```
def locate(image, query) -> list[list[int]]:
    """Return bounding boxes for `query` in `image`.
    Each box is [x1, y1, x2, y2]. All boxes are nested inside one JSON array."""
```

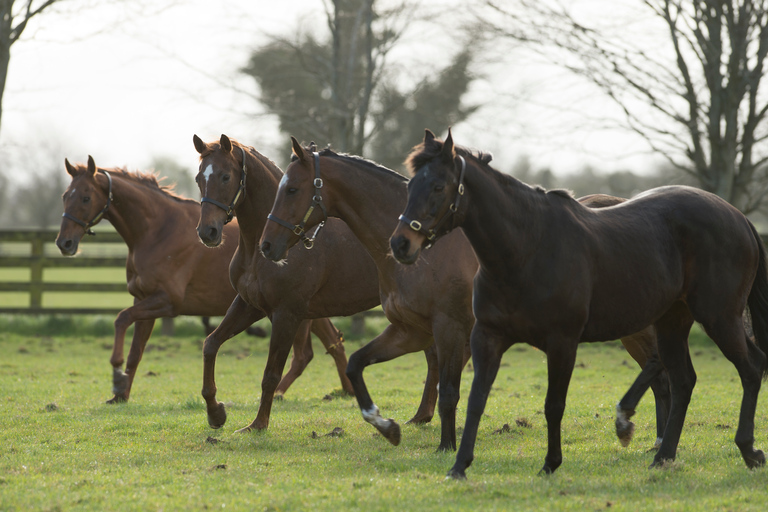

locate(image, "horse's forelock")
[[405, 140, 492, 176]]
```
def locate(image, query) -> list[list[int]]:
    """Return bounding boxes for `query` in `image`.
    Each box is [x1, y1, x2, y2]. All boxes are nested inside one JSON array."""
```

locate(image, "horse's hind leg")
[[408, 344, 438, 425], [702, 317, 766, 468], [202, 295, 265, 429], [615, 356, 669, 449], [310, 318, 355, 395], [346, 323, 432, 446], [274, 320, 314, 399], [650, 303, 695, 467]]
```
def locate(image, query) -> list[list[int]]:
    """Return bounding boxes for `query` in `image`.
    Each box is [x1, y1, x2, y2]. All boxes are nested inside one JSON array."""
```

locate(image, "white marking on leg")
[[654, 437, 663, 449], [362, 405, 390, 429], [616, 403, 630, 425]]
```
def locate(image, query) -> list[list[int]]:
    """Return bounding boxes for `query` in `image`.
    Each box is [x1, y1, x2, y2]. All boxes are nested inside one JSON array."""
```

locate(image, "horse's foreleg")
[[408, 344, 439, 425], [310, 318, 354, 395], [108, 294, 174, 404], [235, 310, 299, 433], [274, 320, 314, 398], [449, 325, 505, 480], [347, 323, 431, 447], [202, 296, 265, 429], [539, 341, 578, 475], [432, 318, 472, 451]]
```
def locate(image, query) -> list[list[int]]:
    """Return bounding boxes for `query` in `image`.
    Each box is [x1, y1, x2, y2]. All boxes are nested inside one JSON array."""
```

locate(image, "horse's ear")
[[193, 134, 207, 155], [64, 158, 78, 177], [441, 128, 455, 162], [423, 129, 437, 147], [291, 136, 308, 162], [87, 155, 97, 177], [220, 134, 232, 153]]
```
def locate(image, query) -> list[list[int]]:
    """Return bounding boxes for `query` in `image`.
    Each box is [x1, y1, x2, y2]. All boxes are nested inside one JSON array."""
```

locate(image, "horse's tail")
[[747, 221, 768, 379]]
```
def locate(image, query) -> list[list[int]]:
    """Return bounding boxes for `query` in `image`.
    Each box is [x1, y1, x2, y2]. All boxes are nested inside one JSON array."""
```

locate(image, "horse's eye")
[[434, 185, 445, 193], [287, 187, 298, 195], [83, 196, 91, 203], [222, 174, 231, 183]]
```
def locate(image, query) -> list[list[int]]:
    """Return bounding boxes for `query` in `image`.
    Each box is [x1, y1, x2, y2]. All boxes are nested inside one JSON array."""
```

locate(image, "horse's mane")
[[69, 163, 198, 204], [405, 138, 574, 200], [291, 146, 408, 182]]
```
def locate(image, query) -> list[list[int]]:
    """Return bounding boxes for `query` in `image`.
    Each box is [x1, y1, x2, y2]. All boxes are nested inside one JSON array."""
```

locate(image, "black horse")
[[390, 129, 768, 478]]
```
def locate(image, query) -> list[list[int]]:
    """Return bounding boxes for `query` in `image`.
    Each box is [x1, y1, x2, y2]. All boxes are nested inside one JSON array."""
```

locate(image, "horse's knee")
[[346, 351, 365, 380]]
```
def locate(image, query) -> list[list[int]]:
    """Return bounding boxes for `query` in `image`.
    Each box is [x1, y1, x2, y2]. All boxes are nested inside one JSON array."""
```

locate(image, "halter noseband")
[[62, 170, 113, 236], [398, 156, 466, 249], [266, 150, 327, 250], [200, 146, 247, 225]]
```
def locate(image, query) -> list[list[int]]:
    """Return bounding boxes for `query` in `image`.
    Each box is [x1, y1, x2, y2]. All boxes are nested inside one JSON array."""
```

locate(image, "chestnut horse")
[[55, 156, 353, 403], [193, 134, 387, 433], [391, 130, 768, 477], [259, 138, 670, 451]]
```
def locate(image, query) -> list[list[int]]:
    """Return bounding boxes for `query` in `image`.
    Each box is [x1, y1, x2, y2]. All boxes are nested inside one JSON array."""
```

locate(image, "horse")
[[193, 134, 396, 434], [258, 137, 671, 451], [55, 156, 353, 403], [390, 129, 768, 478]]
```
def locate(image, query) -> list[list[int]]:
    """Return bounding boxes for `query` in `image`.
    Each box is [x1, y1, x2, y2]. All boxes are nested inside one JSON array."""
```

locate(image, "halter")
[[266, 150, 327, 250], [61, 170, 113, 236], [398, 156, 466, 249], [200, 146, 247, 224]]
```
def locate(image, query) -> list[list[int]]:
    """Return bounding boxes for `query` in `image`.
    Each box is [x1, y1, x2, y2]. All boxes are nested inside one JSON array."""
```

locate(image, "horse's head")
[[193, 133, 247, 247], [55, 156, 112, 256], [390, 129, 466, 264], [259, 136, 327, 262]]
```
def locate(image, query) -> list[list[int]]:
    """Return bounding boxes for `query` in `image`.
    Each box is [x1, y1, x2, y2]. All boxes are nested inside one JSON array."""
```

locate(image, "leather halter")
[[266, 151, 327, 250], [398, 156, 466, 249], [61, 170, 113, 236], [200, 146, 247, 225]]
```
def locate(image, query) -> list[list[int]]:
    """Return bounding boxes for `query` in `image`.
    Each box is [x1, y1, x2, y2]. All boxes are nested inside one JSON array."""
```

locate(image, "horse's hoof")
[[112, 370, 130, 396], [744, 449, 766, 469], [274, 393, 284, 402], [615, 419, 635, 447], [537, 465, 555, 476], [376, 419, 401, 446], [446, 467, 467, 480], [207, 402, 227, 429], [234, 425, 253, 434], [106, 395, 128, 404], [649, 456, 672, 469], [405, 414, 433, 425]]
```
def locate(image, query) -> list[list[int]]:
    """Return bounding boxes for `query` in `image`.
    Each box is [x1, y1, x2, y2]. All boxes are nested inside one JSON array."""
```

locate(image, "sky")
[[1, 0, 663, 187]]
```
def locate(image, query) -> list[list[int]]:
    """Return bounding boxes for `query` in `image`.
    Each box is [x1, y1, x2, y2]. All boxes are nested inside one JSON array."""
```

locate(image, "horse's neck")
[[104, 175, 175, 249], [234, 155, 281, 245], [325, 159, 407, 261], [461, 166, 544, 270]]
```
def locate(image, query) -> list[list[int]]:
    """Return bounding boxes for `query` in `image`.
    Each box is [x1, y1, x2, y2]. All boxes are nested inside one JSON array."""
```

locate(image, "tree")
[[241, 0, 478, 171], [149, 156, 197, 199], [482, 0, 768, 213], [0, 0, 61, 133]]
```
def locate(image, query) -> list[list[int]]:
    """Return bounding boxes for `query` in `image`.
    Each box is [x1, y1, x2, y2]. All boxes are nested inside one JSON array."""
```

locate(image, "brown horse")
[[193, 134, 388, 433], [258, 138, 670, 451], [391, 130, 768, 477], [55, 156, 353, 403]]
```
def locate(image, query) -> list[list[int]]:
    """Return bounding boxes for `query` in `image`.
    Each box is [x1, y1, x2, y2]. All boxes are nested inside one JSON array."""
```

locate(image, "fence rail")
[[0, 229, 127, 315]]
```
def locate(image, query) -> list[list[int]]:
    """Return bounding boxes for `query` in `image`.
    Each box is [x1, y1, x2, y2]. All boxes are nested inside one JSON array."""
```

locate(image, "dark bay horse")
[[193, 134, 386, 433], [390, 130, 768, 477], [258, 137, 670, 451], [56, 156, 353, 403]]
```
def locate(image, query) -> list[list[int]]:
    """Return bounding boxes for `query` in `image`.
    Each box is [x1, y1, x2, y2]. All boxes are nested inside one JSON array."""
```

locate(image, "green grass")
[[0, 325, 766, 511]]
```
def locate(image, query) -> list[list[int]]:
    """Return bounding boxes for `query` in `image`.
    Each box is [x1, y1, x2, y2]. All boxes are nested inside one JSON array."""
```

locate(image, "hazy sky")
[[1, 0, 661, 185]]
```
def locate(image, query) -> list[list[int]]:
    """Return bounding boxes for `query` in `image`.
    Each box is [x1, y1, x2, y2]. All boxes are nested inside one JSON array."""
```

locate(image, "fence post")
[[29, 236, 44, 309]]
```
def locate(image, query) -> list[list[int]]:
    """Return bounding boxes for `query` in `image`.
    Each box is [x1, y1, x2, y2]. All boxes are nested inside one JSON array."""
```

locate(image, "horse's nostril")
[[260, 241, 271, 255]]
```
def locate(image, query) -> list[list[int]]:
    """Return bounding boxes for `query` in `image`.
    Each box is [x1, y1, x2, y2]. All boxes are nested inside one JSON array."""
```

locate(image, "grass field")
[[1, 321, 767, 511]]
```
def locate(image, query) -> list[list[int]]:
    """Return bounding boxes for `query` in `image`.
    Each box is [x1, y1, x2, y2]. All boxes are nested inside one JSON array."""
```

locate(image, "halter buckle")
[[313, 178, 323, 188], [409, 220, 422, 231]]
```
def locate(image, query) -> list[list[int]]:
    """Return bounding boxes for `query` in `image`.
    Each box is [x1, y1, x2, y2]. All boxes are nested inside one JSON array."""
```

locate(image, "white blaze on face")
[[202, 164, 214, 195], [278, 172, 288, 190]]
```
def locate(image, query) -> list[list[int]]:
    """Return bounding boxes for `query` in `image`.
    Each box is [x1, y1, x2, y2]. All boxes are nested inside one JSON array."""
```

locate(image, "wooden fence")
[[0, 229, 377, 336]]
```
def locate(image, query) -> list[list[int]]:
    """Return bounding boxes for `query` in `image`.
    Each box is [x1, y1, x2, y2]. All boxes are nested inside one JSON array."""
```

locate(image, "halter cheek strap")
[[200, 146, 247, 224], [61, 170, 113, 236], [266, 151, 327, 250], [398, 156, 466, 249]]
